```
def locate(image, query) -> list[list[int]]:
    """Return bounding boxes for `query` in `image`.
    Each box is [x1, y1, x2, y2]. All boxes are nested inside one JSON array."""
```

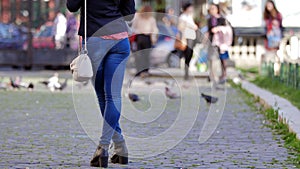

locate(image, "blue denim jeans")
[[85, 37, 130, 145]]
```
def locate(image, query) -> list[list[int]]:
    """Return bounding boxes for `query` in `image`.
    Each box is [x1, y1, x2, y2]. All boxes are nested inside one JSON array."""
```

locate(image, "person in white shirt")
[[52, 11, 67, 49], [178, 3, 198, 80]]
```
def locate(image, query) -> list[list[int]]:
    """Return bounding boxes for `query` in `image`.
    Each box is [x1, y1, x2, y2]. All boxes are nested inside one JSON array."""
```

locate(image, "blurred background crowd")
[[0, 0, 300, 78], [0, 0, 78, 50]]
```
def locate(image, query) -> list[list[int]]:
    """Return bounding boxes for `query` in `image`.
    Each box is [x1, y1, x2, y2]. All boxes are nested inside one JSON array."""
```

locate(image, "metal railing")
[[261, 35, 300, 89], [261, 61, 300, 89]]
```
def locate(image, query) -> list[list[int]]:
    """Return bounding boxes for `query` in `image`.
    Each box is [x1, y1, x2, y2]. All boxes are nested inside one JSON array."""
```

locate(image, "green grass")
[[263, 108, 300, 167], [237, 66, 299, 109], [237, 67, 259, 74], [230, 81, 300, 168], [252, 76, 300, 109]]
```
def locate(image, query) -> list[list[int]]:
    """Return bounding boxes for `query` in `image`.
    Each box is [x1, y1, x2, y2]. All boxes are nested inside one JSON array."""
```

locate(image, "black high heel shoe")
[[111, 154, 128, 164], [110, 141, 128, 165], [90, 145, 109, 168]]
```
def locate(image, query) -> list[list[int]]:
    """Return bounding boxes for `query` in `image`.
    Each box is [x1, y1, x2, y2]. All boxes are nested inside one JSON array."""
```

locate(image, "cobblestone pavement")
[[0, 73, 296, 169]]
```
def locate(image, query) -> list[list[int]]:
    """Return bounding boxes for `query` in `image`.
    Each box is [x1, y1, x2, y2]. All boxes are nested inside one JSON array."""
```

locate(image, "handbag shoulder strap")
[[83, 0, 87, 52], [77, 0, 87, 55]]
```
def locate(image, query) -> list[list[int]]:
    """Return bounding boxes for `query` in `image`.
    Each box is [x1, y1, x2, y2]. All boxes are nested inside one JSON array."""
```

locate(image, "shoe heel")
[[111, 154, 119, 164], [99, 156, 108, 168], [118, 156, 128, 164]]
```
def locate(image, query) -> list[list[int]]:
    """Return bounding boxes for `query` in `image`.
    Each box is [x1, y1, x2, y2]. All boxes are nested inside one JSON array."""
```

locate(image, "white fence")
[[229, 36, 265, 68], [229, 33, 300, 68]]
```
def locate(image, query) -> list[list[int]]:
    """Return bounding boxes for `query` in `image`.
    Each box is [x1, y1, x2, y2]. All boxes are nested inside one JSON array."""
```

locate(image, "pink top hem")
[[101, 32, 128, 40]]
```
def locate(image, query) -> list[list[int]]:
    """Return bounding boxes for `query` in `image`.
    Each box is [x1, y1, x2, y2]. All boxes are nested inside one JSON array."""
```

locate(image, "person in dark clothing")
[[67, 0, 135, 168], [136, 34, 152, 76], [207, 3, 231, 82], [132, 5, 158, 77], [207, 6, 226, 42], [67, 0, 135, 37]]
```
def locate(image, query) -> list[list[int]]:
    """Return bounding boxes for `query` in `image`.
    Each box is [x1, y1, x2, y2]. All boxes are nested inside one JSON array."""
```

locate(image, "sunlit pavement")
[[0, 70, 295, 168]]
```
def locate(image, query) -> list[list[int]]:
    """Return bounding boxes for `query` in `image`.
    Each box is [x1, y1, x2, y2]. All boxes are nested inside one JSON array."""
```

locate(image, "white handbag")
[[70, 0, 93, 82]]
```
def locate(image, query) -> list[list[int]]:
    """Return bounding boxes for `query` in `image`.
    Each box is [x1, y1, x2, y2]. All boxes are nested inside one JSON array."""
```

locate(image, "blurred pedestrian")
[[163, 7, 177, 27], [67, 0, 135, 168], [52, 11, 67, 49], [162, 7, 178, 37], [178, 3, 198, 80], [263, 0, 283, 51], [132, 5, 159, 77], [208, 3, 232, 83], [66, 11, 78, 50]]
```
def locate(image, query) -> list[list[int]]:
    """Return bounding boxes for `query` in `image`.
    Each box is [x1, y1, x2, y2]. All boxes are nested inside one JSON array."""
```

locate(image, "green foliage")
[[237, 67, 259, 75], [262, 108, 300, 167], [252, 76, 300, 109]]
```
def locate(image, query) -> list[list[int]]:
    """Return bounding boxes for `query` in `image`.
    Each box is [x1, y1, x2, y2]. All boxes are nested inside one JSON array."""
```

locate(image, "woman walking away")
[[67, 0, 135, 168], [208, 3, 232, 83], [178, 3, 198, 80], [132, 5, 158, 77], [263, 0, 283, 51]]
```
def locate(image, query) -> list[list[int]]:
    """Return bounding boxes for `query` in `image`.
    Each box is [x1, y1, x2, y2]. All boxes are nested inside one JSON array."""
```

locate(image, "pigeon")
[[19, 82, 35, 90], [128, 93, 140, 102], [14, 76, 34, 91], [0, 77, 7, 90], [27, 83, 34, 90], [165, 87, 180, 99], [9, 77, 20, 89], [164, 80, 175, 87], [39, 74, 67, 92], [57, 78, 68, 91], [207, 76, 211, 82], [145, 80, 153, 85], [238, 73, 245, 80], [42, 73, 61, 92], [39, 80, 49, 86], [201, 93, 218, 104], [0, 85, 7, 90]]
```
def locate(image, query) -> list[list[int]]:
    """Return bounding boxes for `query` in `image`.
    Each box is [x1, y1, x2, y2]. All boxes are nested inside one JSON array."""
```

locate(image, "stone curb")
[[241, 80, 300, 140]]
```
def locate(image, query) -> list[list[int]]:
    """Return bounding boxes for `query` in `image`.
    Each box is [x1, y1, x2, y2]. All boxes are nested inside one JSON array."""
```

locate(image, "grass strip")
[[251, 76, 300, 110], [230, 81, 300, 168]]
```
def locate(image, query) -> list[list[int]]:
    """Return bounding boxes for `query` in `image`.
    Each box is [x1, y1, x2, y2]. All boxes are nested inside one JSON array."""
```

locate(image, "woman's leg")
[[87, 37, 115, 116], [142, 35, 151, 74], [219, 51, 229, 80], [112, 123, 123, 143], [220, 59, 227, 79], [184, 47, 193, 67], [135, 35, 151, 76], [95, 62, 106, 115], [184, 41, 194, 80], [99, 38, 130, 145]]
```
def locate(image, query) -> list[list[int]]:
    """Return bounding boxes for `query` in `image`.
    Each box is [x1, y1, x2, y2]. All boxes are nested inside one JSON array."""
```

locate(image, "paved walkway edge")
[[241, 81, 300, 140]]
